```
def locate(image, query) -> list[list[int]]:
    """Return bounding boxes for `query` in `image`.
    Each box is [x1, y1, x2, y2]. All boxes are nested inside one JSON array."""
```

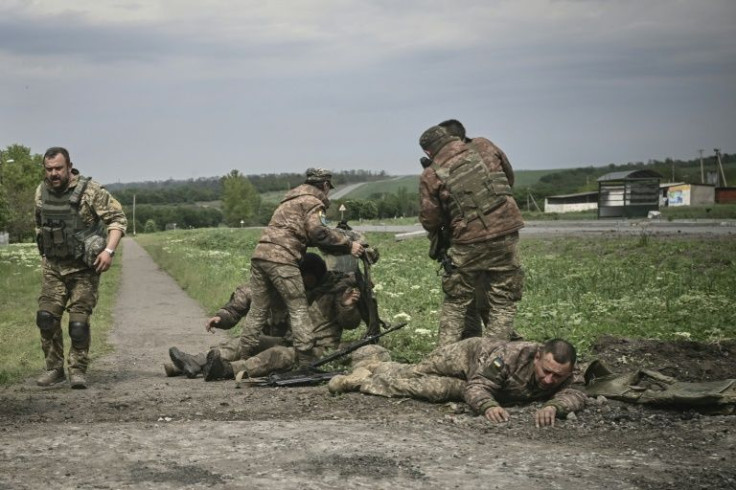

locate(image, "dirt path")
[[1, 237, 735, 489]]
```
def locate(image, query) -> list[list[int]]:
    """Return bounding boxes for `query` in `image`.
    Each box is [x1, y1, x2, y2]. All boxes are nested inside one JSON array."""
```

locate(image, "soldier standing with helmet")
[[34, 147, 127, 389], [235, 168, 364, 368], [418, 125, 524, 345]]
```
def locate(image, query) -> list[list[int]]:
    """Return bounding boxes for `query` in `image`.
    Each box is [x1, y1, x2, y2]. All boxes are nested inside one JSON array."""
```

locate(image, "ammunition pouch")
[[40, 221, 75, 259], [36, 310, 60, 331]]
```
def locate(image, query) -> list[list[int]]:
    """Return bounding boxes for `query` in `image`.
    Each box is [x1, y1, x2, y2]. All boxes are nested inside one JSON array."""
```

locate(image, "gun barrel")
[[311, 322, 408, 368]]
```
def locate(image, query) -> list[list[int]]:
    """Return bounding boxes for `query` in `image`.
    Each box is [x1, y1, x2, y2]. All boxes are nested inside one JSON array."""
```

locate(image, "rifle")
[[357, 254, 386, 338], [333, 219, 387, 339], [428, 226, 454, 275], [237, 322, 408, 387]]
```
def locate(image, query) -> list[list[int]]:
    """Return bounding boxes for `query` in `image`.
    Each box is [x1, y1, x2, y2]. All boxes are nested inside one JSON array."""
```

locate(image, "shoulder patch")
[[319, 210, 328, 226]]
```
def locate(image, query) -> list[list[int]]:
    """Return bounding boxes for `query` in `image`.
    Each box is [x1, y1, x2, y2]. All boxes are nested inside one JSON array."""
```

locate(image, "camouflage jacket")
[[251, 184, 352, 265], [419, 140, 524, 245], [467, 137, 515, 187], [463, 340, 586, 416], [35, 171, 127, 275], [214, 284, 288, 334], [215, 271, 361, 348], [306, 271, 362, 349]]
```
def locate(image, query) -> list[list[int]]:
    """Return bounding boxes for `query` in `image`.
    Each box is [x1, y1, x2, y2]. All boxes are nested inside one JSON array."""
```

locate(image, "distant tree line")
[[109, 169, 388, 206], [2, 142, 733, 241]]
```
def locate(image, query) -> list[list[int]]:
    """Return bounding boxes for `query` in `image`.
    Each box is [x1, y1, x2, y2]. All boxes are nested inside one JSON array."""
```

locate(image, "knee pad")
[[69, 321, 90, 344], [36, 311, 60, 331]]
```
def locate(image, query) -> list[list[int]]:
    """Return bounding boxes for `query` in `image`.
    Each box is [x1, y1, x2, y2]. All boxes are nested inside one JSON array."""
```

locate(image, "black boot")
[[202, 349, 234, 381], [169, 347, 205, 378]]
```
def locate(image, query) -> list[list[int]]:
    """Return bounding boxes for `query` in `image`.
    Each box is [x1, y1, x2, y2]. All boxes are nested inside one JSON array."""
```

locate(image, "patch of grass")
[[661, 204, 736, 220], [137, 229, 736, 364], [0, 244, 122, 384]]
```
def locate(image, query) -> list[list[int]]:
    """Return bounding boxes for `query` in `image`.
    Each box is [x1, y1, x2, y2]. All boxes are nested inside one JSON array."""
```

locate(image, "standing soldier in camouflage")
[[239, 168, 364, 367], [34, 147, 127, 389], [329, 338, 586, 427], [418, 125, 524, 345]]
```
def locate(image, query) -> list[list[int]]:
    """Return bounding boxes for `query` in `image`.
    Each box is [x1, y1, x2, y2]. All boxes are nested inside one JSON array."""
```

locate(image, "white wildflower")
[[393, 312, 412, 322]]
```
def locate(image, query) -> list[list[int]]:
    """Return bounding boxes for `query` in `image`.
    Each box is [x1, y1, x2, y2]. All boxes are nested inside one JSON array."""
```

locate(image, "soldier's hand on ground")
[[94, 251, 113, 273], [484, 406, 509, 423], [205, 316, 222, 333], [350, 241, 364, 258], [535, 406, 557, 428], [341, 288, 361, 307]]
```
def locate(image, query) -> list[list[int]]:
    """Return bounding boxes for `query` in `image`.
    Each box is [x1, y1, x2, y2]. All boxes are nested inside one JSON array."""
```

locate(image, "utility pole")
[[698, 149, 704, 184], [714, 148, 728, 187], [132, 194, 136, 236]]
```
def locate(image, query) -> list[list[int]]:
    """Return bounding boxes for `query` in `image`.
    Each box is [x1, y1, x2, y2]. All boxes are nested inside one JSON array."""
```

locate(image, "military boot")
[[36, 368, 66, 387], [202, 350, 234, 381], [169, 347, 205, 378], [163, 362, 182, 377], [69, 372, 87, 389]]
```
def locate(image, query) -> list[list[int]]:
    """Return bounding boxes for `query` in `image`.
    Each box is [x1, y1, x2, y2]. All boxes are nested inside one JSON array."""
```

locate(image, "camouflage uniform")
[[352, 339, 586, 417], [239, 169, 353, 361], [419, 126, 524, 345], [467, 137, 515, 188], [230, 271, 361, 377], [210, 283, 290, 363], [35, 170, 127, 377]]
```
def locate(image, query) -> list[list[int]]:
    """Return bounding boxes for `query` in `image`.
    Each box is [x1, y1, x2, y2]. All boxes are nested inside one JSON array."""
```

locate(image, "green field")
[[135, 228, 735, 363], [340, 176, 419, 199], [0, 244, 122, 384], [335, 169, 560, 201], [512, 168, 565, 189]]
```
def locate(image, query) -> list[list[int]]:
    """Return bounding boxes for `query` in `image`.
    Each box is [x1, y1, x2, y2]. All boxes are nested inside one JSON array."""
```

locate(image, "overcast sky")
[[1, 0, 734, 184]]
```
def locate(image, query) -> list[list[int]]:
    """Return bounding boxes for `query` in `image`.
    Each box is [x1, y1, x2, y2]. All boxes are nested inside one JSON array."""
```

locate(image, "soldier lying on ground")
[[329, 338, 586, 427], [164, 253, 362, 380]]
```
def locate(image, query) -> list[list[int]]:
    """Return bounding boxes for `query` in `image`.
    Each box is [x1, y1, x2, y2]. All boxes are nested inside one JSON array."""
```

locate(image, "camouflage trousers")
[[439, 233, 523, 346], [217, 335, 288, 362], [230, 341, 338, 379], [37, 262, 100, 374], [357, 338, 482, 402], [239, 260, 314, 356]]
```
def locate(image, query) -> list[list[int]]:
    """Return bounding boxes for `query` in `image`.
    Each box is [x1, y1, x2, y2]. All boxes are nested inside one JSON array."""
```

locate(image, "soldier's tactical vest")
[[431, 151, 512, 230], [39, 177, 104, 261]]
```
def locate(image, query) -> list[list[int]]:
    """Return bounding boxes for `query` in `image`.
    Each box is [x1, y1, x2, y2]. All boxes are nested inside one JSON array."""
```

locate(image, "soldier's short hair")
[[438, 119, 467, 141], [541, 338, 577, 367], [43, 147, 71, 166]]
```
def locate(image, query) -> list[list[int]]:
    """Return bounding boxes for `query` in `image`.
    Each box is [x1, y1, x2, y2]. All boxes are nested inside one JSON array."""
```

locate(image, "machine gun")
[[236, 322, 408, 387]]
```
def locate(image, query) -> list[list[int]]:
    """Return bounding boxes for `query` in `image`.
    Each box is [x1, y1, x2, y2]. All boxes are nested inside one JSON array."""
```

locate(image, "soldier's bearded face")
[[533, 352, 572, 390], [44, 154, 71, 190]]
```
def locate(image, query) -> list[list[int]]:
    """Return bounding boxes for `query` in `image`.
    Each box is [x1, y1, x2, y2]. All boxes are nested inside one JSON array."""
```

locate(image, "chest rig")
[[39, 177, 103, 260], [431, 151, 512, 229]]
